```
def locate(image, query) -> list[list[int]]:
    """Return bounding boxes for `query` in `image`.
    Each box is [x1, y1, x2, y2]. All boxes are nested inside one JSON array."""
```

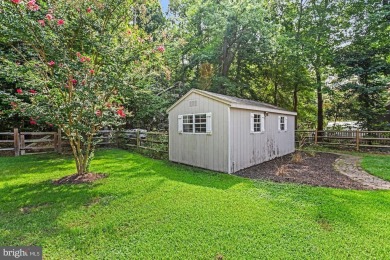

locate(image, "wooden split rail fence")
[[2, 129, 388, 156], [0, 129, 169, 156], [296, 130, 390, 151], [0, 129, 62, 156]]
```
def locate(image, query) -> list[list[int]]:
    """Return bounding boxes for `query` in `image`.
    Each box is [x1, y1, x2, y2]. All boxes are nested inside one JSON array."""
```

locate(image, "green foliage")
[[0, 0, 166, 174], [1, 149, 390, 258], [332, 1, 390, 130]]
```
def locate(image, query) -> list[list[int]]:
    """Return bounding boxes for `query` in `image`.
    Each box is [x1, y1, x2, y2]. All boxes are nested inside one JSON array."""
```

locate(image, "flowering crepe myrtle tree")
[[1, 0, 166, 175]]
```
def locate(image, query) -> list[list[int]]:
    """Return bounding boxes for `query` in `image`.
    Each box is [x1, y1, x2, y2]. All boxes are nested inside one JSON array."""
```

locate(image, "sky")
[[160, 0, 169, 13]]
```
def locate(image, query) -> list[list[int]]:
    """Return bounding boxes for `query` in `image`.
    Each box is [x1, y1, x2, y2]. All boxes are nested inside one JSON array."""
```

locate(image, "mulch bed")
[[235, 152, 366, 190], [53, 173, 106, 185]]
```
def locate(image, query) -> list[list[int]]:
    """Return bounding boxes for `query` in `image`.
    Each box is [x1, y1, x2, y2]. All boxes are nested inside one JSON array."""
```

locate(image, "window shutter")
[[261, 114, 265, 132], [278, 116, 281, 131], [206, 113, 212, 134], [284, 116, 287, 131], [250, 113, 255, 133], [178, 115, 183, 133]]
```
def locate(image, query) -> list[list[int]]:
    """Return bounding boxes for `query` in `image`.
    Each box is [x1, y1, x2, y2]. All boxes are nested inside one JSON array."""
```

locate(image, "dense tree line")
[[1, 0, 389, 132]]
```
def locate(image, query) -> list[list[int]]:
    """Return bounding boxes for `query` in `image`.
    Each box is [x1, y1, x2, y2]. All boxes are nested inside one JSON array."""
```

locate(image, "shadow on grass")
[[112, 160, 245, 191], [0, 177, 134, 245], [0, 153, 75, 183]]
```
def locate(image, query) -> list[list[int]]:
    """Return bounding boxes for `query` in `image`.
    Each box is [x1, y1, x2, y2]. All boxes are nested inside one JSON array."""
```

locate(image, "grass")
[[361, 155, 390, 181], [1, 149, 390, 259], [302, 145, 390, 181]]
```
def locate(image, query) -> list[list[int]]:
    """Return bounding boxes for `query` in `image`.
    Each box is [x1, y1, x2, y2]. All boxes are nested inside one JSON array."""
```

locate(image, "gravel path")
[[334, 155, 390, 190]]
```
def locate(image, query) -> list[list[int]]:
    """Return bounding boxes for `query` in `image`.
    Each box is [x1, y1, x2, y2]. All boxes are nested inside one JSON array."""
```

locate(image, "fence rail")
[[2, 129, 388, 156], [0, 128, 168, 156], [296, 130, 390, 151]]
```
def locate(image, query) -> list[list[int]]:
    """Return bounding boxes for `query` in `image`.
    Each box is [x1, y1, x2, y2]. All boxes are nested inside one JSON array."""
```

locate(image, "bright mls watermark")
[[0, 247, 42, 260]]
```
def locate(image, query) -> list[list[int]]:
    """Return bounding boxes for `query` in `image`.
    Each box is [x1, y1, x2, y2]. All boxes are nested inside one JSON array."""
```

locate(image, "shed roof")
[[167, 89, 297, 115]]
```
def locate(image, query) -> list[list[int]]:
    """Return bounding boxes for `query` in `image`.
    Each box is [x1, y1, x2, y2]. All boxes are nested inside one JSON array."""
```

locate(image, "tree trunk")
[[315, 68, 324, 133], [293, 83, 298, 130], [273, 81, 278, 106], [221, 37, 234, 77], [68, 132, 95, 175]]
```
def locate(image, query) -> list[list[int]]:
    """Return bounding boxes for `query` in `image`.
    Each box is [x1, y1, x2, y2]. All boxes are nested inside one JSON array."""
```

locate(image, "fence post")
[[356, 129, 360, 151], [136, 130, 140, 147], [314, 129, 318, 145], [115, 130, 122, 148], [14, 128, 20, 156], [20, 134, 25, 155], [57, 129, 62, 154]]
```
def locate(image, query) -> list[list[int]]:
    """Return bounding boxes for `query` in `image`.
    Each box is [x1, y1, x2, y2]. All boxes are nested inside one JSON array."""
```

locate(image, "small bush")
[[291, 152, 303, 163]]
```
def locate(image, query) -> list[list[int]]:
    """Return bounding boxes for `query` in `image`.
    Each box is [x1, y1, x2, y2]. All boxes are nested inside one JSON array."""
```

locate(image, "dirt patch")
[[53, 173, 106, 185], [235, 152, 367, 190]]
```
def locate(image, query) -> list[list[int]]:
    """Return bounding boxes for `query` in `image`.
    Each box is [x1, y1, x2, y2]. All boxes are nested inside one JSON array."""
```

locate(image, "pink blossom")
[[30, 118, 37, 125], [85, 57, 91, 62], [80, 57, 86, 62], [89, 69, 95, 74], [87, 7, 92, 13], [57, 19, 64, 26], [10, 102, 17, 108], [46, 14, 53, 21], [47, 61, 55, 66], [156, 45, 165, 53], [38, 20, 45, 27], [16, 88, 23, 94], [27, 1, 40, 11], [11, 0, 22, 4], [28, 89, 37, 94], [71, 79, 77, 85], [95, 110, 102, 116], [117, 109, 126, 118], [76, 52, 81, 57]]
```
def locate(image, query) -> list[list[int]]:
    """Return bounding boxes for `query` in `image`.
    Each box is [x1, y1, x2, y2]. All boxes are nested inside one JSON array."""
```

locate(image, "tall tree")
[[333, 1, 390, 130], [1, 0, 165, 175]]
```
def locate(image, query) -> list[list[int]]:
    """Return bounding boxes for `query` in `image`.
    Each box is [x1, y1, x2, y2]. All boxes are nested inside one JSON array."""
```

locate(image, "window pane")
[[183, 124, 193, 133], [195, 123, 206, 133], [280, 123, 285, 131], [253, 114, 261, 132], [195, 114, 206, 123], [183, 115, 193, 123], [254, 114, 261, 123]]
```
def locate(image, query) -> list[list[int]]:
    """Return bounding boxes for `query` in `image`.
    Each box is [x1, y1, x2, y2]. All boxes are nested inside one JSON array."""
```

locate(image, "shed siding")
[[229, 108, 295, 172], [169, 92, 229, 172]]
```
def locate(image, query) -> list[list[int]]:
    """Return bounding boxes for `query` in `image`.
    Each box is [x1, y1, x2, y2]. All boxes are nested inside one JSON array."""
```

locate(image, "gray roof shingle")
[[197, 89, 293, 112]]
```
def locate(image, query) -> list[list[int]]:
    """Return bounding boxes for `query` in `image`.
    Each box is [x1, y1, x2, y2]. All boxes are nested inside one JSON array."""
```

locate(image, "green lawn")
[[361, 155, 390, 181], [1, 149, 390, 259]]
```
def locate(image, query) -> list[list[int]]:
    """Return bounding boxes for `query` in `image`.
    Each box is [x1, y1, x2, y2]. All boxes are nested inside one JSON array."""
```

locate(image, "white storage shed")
[[167, 89, 297, 173]]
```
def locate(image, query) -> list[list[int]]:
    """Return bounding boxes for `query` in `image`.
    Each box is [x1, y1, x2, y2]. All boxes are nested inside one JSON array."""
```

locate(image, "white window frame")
[[278, 116, 288, 132], [250, 113, 265, 134], [178, 113, 212, 134]]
